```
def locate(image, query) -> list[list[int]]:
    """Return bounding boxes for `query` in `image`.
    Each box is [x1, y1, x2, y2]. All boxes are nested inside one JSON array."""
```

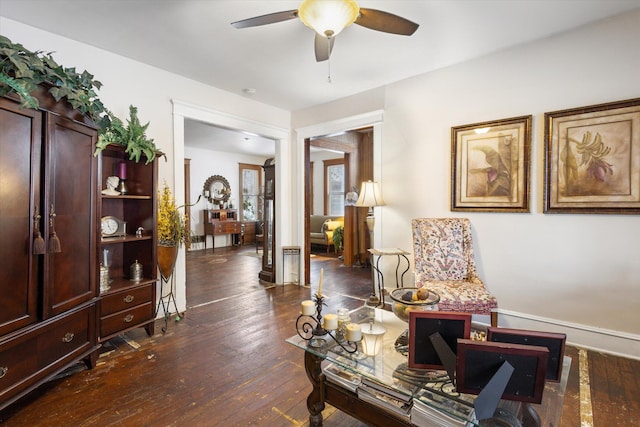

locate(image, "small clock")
[[101, 216, 127, 238]]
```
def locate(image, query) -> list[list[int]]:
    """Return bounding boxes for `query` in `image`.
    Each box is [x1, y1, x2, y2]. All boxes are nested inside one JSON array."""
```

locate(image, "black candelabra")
[[296, 293, 360, 353]]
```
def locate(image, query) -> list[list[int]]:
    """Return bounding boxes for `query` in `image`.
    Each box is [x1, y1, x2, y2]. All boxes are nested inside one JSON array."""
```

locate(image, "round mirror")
[[203, 175, 231, 204]]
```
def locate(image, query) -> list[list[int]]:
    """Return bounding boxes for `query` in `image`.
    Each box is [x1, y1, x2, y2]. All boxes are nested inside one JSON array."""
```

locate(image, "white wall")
[[293, 10, 640, 358], [185, 146, 268, 248]]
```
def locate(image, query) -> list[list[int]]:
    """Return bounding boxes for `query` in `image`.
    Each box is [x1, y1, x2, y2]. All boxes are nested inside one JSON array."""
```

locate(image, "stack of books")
[[322, 361, 362, 392], [356, 377, 415, 420], [410, 385, 477, 427]]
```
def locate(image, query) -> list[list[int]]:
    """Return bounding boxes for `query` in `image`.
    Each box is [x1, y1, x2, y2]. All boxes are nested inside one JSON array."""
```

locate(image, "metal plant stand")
[[156, 273, 181, 333]]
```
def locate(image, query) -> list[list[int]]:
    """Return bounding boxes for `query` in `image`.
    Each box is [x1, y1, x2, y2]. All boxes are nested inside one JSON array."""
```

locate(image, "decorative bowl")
[[389, 287, 440, 323]]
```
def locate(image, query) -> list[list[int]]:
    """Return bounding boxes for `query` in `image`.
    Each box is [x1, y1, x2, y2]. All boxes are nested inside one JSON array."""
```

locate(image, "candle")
[[323, 313, 338, 330], [346, 323, 361, 342], [318, 268, 323, 296], [118, 161, 127, 179], [301, 300, 315, 316]]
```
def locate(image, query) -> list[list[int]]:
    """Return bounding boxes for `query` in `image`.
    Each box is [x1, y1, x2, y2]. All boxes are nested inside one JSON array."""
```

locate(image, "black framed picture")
[[487, 327, 566, 382], [408, 311, 471, 369], [456, 339, 549, 404]]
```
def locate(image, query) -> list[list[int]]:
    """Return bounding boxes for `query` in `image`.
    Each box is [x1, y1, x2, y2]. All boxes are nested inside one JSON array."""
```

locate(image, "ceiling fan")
[[231, 0, 419, 62]]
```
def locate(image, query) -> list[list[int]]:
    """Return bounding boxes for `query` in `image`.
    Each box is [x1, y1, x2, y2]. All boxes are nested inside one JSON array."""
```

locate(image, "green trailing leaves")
[[0, 73, 38, 109], [95, 105, 158, 164], [1, 35, 108, 125]]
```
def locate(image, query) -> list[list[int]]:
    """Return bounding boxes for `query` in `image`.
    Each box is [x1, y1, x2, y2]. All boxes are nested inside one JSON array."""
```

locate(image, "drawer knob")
[[0, 367, 8, 379], [124, 314, 134, 323], [62, 332, 74, 343], [124, 295, 134, 303]]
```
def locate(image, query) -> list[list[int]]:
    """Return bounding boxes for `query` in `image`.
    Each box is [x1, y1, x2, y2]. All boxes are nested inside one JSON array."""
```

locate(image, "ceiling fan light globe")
[[298, 0, 360, 38]]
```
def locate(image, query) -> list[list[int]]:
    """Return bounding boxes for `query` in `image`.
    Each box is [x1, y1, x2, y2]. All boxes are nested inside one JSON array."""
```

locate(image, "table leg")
[[374, 255, 385, 306], [304, 351, 325, 426], [398, 253, 410, 287]]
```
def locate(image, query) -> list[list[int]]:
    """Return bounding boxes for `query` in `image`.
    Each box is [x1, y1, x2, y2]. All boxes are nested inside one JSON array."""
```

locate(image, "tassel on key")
[[48, 206, 61, 253], [49, 230, 61, 253], [33, 211, 45, 255]]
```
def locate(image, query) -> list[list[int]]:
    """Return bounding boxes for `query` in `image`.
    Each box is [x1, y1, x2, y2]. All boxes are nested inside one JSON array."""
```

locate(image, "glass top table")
[[287, 306, 570, 427]]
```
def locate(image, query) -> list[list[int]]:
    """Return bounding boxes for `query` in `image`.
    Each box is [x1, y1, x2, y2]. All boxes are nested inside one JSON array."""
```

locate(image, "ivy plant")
[[0, 35, 109, 129]]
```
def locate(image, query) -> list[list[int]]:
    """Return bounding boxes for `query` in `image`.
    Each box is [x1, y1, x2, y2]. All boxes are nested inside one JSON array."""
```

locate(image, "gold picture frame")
[[544, 98, 640, 214], [451, 115, 532, 212]]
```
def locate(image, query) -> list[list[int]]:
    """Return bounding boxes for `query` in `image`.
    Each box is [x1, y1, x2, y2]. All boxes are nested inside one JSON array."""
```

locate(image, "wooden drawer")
[[100, 302, 154, 338], [0, 337, 38, 401], [101, 285, 154, 316], [0, 304, 96, 404], [214, 221, 241, 234], [37, 306, 92, 368]]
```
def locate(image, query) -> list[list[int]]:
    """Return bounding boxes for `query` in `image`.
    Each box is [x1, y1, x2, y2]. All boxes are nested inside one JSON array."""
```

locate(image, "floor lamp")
[[354, 180, 386, 307]]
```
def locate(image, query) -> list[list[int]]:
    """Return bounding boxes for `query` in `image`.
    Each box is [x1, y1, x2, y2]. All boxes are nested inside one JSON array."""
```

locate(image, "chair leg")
[[490, 311, 498, 327]]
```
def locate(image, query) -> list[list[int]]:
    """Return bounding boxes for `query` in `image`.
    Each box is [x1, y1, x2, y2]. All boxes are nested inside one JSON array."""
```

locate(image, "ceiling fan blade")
[[231, 10, 298, 29], [355, 8, 419, 36], [314, 34, 335, 62]]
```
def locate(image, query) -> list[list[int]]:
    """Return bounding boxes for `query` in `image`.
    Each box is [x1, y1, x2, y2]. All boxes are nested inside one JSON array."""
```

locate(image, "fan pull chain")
[[327, 37, 332, 83]]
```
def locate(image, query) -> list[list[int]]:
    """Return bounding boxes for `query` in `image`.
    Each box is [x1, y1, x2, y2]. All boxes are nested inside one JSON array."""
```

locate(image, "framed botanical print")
[[451, 115, 531, 212], [544, 98, 640, 214]]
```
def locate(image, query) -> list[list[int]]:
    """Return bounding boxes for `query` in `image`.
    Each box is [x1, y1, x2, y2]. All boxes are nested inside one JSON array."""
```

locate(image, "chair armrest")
[[324, 220, 343, 231]]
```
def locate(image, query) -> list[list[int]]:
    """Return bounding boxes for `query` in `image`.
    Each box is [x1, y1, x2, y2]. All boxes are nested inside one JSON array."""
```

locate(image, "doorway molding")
[[296, 110, 384, 286], [171, 99, 290, 313]]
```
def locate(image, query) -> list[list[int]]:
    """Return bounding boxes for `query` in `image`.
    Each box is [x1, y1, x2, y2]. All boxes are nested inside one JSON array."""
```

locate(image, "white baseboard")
[[485, 309, 640, 361]]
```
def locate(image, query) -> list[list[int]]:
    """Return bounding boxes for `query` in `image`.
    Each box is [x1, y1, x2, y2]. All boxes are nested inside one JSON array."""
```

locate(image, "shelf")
[[97, 144, 158, 341], [101, 194, 152, 200], [101, 235, 152, 244], [101, 277, 155, 295]]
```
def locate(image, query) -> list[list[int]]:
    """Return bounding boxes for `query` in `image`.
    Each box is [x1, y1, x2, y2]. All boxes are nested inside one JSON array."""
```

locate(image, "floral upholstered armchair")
[[412, 218, 498, 326]]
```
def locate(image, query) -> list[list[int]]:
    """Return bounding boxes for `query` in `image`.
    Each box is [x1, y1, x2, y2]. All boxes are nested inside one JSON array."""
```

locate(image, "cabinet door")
[[43, 114, 97, 318], [0, 98, 41, 335]]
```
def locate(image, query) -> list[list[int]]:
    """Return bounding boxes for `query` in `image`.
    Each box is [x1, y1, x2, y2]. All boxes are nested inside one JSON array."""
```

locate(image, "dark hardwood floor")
[[1, 246, 638, 426]]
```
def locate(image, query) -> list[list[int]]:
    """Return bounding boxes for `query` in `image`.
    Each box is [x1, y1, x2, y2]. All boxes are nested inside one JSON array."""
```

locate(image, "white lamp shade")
[[355, 180, 386, 208], [298, 0, 360, 38], [361, 323, 386, 356]]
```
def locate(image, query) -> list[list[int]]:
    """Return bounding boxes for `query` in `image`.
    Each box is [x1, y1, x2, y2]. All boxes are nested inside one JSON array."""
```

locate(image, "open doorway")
[[305, 128, 374, 285], [171, 101, 288, 313]]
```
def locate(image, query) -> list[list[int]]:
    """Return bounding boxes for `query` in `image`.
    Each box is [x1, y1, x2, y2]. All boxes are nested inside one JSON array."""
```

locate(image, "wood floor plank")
[[559, 346, 581, 427]]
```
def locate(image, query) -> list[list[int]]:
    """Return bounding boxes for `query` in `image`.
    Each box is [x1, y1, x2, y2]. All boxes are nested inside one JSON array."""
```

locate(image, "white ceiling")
[[185, 118, 276, 156], [2, 0, 639, 154]]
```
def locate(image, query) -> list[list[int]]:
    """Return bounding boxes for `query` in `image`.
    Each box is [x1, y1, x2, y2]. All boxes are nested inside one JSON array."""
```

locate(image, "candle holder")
[[117, 178, 128, 195], [296, 293, 360, 353]]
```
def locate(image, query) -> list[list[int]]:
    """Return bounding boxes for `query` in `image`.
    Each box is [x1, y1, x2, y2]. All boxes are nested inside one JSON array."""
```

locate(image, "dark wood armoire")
[[0, 92, 100, 410]]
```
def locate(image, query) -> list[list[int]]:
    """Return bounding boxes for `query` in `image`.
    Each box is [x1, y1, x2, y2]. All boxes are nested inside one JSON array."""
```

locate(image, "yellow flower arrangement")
[[157, 183, 188, 247]]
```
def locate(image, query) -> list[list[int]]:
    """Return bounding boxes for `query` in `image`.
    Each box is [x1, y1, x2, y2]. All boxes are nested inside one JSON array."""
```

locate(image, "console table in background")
[[203, 209, 242, 251]]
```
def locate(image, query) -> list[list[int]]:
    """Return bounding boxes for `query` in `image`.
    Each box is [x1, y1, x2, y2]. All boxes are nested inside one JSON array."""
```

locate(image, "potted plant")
[[332, 225, 344, 253], [0, 35, 109, 128], [157, 183, 189, 280], [94, 105, 159, 164]]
